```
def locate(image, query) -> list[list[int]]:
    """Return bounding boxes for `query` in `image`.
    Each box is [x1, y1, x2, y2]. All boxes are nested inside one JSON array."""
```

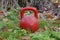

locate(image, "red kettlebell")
[[20, 6, 39, 32]]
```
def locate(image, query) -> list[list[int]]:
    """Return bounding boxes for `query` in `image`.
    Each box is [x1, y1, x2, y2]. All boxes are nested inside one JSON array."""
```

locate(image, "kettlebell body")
[[20, 6, 39, 32]]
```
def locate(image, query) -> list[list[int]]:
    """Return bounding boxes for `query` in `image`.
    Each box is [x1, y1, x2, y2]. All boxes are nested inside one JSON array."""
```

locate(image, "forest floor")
[[0, 7, 60, 40]]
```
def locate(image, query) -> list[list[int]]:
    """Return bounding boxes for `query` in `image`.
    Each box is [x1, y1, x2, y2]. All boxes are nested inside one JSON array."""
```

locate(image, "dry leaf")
[[21, 36, 30, 40], [3, 18, 8, 22]]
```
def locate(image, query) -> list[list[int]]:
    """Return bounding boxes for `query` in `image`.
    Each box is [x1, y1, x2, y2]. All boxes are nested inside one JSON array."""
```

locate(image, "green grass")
[[0, 7, 60, 40]]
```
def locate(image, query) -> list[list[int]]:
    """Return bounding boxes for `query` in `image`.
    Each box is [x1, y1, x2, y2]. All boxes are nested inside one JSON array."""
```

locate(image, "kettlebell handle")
[[20, 6, 38, 19]]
